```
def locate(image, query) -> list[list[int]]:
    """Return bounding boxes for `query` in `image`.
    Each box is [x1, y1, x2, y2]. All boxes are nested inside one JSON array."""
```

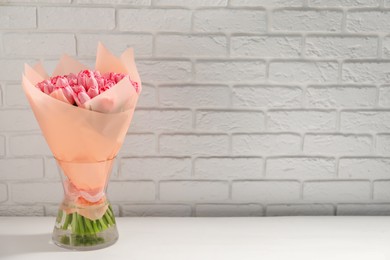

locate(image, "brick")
[[232, 86, 302, 108], [0, 85, 3, 106], [137, 85, 157, 107], [12, 182, 62, 203], [0, 59, 34, 81], [195, 60, 266, 83], [0, 183, 7, 202], [272, 9, 342, 32], [196, 110, 265, 132], [306, 85, 377, 108], [129, 109, 192, 132], [194, 9, 266, 33], [43, 58, 94, 76], [379, 86, 390, 107], [159, 85, 230, 108], [0, 205, 44, 216], [266, 157, 336, 179], [0, 6, 36, 29], [118, 9, 191, 32], [377, 134, 390, 155], [340, 111, 390, 132], [77, 0, 150, 4], [304, 134, 372, 155], [309, 0, 379, 6], [383, 36, 390, 58], [339, 158, 390, 179], [266, 204, 334, 216], [77, 34, 153, 57], [119, 134, 156, 156], [0, 110, 39, 132], [342, 62, 390, 84], [137, 60, 192, 83], [43, 205, 59, 216], [232, 181, 301, 203], [39, 7, 114, 30], [303, 181, 370, 202], [231, 36, 301, 58], [160, 181, 229, 202], [154, 0, 227, 6], [347, 11, 390, 32], [120, 157, 191, 179], [0, 136, 4, 157], [267, 110, 336, 132], [156, 34, 227, 58], [373, 181, 390, 200], [194, 157, 263, 179], [195, 204, 264, 217], [3, 33, 76, 58], [232, 134, 301, 155], [4, 84, 29, 107], [0, 158, 44, 180], [44, 157, 60, 180], [9, 135, 51, 156], [305, 36, 377, 59], [337, 204, 390, 216], [108, 181, 155, 201], [110, 205, 120, 216], [230, 0, 302, 7], [269, 61, 338, 83], [121, 204, 192, 217], [159, 134, 229, 156]]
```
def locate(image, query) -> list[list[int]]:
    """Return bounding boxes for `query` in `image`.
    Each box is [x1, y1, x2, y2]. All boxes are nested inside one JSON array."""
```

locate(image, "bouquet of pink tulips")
[[36, 70, 140, 110], [22, 43, 141, 249]]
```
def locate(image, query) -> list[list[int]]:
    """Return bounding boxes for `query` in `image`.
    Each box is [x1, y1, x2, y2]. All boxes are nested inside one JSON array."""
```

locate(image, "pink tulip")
[[87, 85, 99, 99], [67, 73, 78, 86], [72, 85, 86, 94], [36, 80, 52, 93], [77, 70, 93, 87], [131, 80, 140, 94], [35, 69, 139, 110], [43, 83, 54, 94], [56, 76, 69, 88], [63, 86, 75, 104], [78, 91, 91, 104], [86, 76, 98, 90], [100, 82, 114, 93]]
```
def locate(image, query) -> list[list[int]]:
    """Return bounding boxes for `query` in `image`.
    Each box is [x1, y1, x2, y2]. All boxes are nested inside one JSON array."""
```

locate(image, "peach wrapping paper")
[[22, 43, 141, 219]]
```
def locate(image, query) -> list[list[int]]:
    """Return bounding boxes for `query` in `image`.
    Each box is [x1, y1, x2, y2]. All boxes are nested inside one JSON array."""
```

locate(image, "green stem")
[[71, 212, 78, 234], [92, 220, 100, 233], [107, 206, 116, 224], [84, 218, 94, 234], [62, 213, 71, 230], [77, 213, 85, 234], [98, 218, 108, 230], [104, 212, 114, 226]]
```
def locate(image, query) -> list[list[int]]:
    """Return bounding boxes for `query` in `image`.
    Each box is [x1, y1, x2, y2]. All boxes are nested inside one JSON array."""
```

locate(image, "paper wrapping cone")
[[22, 43, 141, 204]]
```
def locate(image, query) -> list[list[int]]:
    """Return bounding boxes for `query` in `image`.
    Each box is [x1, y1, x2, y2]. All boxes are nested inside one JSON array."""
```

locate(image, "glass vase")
[[52, 158, 118, 250]]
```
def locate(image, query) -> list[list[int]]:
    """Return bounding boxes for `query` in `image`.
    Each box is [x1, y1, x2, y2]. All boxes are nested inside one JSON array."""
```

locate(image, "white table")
[[0, 217, 390, 260]]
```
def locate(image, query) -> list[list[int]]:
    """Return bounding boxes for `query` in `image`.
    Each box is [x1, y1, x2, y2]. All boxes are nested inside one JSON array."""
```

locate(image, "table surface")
[[0, 216, 390, 260]]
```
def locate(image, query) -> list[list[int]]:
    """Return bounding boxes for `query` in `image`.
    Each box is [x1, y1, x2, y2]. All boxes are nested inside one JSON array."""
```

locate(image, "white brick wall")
[[1, 1, 390, 217]]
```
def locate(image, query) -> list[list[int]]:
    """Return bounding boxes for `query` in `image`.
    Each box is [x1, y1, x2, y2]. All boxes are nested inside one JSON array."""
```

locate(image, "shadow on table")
[[0, 233, 66, 258]]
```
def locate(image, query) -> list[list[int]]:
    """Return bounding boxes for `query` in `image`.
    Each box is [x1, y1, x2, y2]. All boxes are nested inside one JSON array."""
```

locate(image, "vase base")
[[52, 225, 119, 251]]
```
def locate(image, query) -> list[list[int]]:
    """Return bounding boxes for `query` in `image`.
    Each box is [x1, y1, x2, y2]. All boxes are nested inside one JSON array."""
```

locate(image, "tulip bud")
[[87, 85, 99, 99], [56, 77, 69, 88], [86, 76, 98, 91], [78, 91, 91, 105], [63, 86, 75, 104]]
